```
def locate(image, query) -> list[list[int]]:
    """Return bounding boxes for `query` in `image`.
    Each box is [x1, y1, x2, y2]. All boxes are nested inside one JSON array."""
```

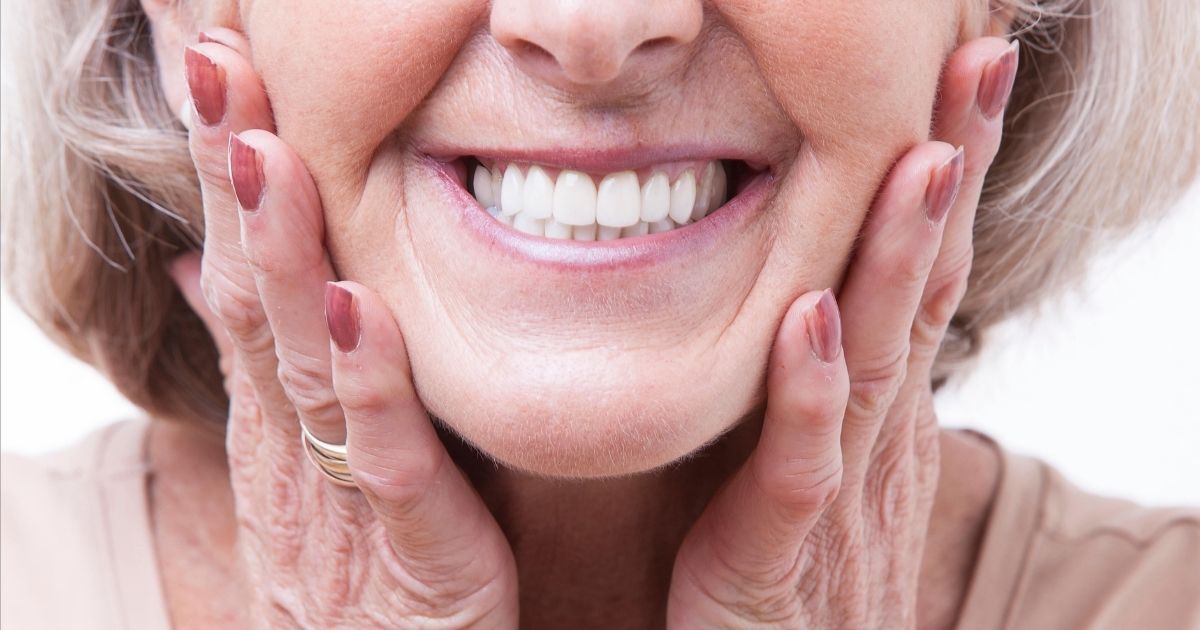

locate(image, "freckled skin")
[[210, 0, 961, 477]]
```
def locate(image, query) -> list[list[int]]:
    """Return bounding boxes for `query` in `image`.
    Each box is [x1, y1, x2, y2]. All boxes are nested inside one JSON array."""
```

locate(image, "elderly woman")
[[2, 0, 1198, 627]]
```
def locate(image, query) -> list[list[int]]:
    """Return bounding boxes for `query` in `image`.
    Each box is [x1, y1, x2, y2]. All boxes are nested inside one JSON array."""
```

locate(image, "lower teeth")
[[486, 207, 686, 240]]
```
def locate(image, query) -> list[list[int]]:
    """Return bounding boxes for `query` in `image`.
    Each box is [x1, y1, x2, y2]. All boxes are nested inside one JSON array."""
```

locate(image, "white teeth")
[[491, 168, 503, 209], [648, 219, 675, 234], [573, 223, 597, 241], [640, 172, 670, 223], [513, 213, 544, 236], [597, 225, 622, 241], [596, 171, 641, 228], [473, 160, 734, 240], [500, 165, 524, 217], [669, 169, 697, 224], [522, 165, 554, 219], [621, 221, 649, 238], [544, 219, 573, 239], [553, 170, 597, 226], [691, 161, 715, 222], [474, 166, 496, 209]]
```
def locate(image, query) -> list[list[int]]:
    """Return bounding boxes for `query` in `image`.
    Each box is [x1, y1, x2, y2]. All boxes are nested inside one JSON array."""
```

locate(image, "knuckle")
[[866, 443, 916, 531], [260, 463, 308, 564], [913, 255, 973, 352], [847, 349, 908, 419], [337, 380, 395, 418], [353, 447, 445, 511], [276, 355, 341, 421], [753, 454, 844, 516], [887, 251, 934, 294], [203, 272, 268, 340]]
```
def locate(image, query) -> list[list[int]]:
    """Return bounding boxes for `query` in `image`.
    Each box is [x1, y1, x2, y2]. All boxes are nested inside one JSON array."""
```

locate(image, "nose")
[[491, 0, 702, 88]]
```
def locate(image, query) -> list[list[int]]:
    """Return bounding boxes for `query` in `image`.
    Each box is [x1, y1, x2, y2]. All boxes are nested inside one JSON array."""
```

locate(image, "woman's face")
[[186, 0, 984, 477]]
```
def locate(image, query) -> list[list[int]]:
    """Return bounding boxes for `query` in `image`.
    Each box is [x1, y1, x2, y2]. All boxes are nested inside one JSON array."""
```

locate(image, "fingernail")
[[977, 40, 1020, 120], [229, 134, 265, 212], [184, 46, 226, 126], [325, 283, 361, 353], [804, 289, 842, 363], [926, 147, 965, 224]]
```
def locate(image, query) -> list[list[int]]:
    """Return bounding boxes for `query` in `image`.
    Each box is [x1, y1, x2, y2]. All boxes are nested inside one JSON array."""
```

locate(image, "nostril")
[[518, 40, 556, 65], [634, 37, 675, 55]]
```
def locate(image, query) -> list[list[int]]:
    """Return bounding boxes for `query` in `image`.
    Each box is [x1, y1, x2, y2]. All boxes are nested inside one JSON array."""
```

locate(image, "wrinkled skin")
[[148, 0, 1015, 626]]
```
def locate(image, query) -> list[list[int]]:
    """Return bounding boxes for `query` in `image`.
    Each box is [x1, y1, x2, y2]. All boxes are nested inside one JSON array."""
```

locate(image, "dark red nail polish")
[[325, 283, 361, 353], [926, 147, 965, 224], [977, 40, 1020, 120], [229, 134, 265, 211], [805, 289, 842, 363], [183, 47, 226, 126]]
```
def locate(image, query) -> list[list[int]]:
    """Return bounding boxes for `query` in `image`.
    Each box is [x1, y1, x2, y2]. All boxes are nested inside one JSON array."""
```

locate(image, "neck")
[[446, 413, 762, 628], [148, 413, 999, 630]]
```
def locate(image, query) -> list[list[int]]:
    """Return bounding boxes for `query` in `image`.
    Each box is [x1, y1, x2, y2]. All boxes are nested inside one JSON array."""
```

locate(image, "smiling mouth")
[[454, 157, 766, 241]]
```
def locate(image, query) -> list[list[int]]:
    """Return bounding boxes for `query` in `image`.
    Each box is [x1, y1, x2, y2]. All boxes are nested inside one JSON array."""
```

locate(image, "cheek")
[[244, 0, 485, 200], [722, 0, 955, 276], [722, 0, 953, 153]]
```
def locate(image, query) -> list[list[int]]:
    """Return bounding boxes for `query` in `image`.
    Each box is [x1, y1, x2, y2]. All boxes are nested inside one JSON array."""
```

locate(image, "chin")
[[407, 342, 769, 478]]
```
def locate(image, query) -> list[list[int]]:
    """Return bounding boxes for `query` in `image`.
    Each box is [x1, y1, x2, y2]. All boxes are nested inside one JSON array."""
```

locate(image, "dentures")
[[469, 160, 729, 240]]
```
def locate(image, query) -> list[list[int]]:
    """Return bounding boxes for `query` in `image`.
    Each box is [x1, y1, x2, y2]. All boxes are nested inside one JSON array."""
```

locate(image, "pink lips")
[[425, 156, 775, 271]]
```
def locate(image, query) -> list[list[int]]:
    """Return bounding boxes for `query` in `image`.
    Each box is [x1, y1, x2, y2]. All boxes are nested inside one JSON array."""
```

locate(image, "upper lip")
[[419, 144, 775, 174]]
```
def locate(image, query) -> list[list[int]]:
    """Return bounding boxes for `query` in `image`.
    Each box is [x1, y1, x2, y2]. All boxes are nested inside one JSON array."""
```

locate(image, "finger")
[[198, 27, 253, 59], [182, 41, 294, 438], [234, 130, 344, 443], [835, 142, 964, 487], [914, 38, 1019, 373], [671, 290, 848, 592], [327, 282, 517, 589]]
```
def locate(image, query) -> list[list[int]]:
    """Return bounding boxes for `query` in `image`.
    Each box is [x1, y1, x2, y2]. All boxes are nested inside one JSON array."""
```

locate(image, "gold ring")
[[300, 423, 356, 488]]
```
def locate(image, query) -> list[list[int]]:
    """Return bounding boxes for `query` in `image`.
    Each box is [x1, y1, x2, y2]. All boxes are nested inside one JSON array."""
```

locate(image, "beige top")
[[2, 419, 1198, 629]]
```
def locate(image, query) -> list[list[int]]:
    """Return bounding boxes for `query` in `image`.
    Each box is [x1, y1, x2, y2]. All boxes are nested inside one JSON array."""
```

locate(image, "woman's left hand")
[[667, 37, 1018, 628]]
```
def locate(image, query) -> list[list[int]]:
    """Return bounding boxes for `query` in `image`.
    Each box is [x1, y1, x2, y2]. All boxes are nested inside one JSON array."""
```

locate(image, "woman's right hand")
[[168, 30, 518, 628]]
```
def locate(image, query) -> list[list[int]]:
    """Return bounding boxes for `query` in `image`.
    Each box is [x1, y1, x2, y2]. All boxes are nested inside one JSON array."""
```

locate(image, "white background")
[[3, 183, 1198, 506]]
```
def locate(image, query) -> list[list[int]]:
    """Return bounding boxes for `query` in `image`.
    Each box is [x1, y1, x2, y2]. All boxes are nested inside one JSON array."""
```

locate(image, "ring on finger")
[[300, 423, 356, 488]]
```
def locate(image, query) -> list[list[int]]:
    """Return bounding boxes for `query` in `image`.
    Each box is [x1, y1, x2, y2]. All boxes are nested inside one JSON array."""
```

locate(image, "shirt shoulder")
[[1013, 463, 1200, 629], [1, 419, 171, 630], [958, 441, 1200, 630]]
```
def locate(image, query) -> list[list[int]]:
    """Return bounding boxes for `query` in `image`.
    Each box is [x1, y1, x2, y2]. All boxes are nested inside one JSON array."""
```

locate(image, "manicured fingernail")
[[926, 147, 965, 224], [229, 134, 265, 211], [804, 289, 842, 363], [325, 283, 361, 353], [977, 40, 1020, 120], [184, 46, 226, 126]]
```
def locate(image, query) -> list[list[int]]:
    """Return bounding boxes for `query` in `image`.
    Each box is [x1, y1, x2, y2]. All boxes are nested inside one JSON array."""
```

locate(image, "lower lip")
[[426, 157, 775, 271]]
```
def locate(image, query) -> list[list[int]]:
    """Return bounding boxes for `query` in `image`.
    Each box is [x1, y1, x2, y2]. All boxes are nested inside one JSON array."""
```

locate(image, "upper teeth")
[[470, 160, 728, 240]]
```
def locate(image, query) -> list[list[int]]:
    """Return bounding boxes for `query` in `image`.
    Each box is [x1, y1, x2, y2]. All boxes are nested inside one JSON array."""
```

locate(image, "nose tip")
[[491, 0, 702, 87]]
